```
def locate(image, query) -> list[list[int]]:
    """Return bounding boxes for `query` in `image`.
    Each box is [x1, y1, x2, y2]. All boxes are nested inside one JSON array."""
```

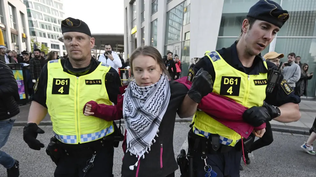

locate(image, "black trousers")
[[249, 121, 273, 152], [54, 144, 114, 177], [192, 147, 242, 177]]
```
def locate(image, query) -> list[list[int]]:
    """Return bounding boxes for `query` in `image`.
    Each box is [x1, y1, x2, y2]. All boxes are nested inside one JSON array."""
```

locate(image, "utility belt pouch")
[[235, 134, 255, 151], [243, 134, 255, 150], [188, 130, 199, 153], [211, 134, 220, 151], [46, 136, 63, 164]]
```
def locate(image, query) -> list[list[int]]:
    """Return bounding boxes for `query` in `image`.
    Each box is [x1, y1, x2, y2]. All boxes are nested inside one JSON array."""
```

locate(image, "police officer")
[[187, 1, 301, 176], [23, 17, 121, 177]]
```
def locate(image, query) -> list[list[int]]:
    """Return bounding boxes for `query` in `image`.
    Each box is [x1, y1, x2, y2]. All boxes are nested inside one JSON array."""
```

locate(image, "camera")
[[105, 51, 112, 55]]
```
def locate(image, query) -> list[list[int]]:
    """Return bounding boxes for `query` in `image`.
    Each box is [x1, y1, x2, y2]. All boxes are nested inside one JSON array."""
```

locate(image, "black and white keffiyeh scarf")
[[123, 74, 171, 170]]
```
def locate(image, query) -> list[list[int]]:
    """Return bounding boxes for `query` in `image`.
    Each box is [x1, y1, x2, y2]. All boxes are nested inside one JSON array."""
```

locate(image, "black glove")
[[242, 106, 271, 127], [187, 68, 213, 103], [262, 102, 281, 119], [23, 123, 45, 150]]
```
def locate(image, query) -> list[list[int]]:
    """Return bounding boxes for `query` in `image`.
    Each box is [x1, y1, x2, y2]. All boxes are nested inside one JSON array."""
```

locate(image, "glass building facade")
[[124, 0, 316, 97], [218, 0, 316, 97], [151, 19, 157, 47], [25, 0, 65, 54]]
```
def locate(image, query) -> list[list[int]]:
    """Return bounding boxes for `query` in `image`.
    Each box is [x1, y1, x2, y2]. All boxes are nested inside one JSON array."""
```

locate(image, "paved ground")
[[15, 98, 316, 135], [1, 124, 316, 177]]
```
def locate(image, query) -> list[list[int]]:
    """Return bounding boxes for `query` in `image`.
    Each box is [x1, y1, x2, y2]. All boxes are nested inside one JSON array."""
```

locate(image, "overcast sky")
[[63, 0, 124, 34]]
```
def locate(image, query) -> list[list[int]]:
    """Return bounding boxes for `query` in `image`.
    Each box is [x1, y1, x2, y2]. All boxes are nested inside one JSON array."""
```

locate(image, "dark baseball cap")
[[21, 50, 29, 55], [61, 17, 91, 36], [247, 0, 289, 28]]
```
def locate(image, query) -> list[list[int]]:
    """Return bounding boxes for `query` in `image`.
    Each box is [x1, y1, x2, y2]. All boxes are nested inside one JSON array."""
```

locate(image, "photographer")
[[98, 44, 122, 72]]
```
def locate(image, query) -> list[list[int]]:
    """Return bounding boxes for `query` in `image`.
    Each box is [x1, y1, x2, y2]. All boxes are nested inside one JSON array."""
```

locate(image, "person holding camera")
[[22, 17, 121, 177], [98, 44, 122, 72], [282, 52, 301, 90]]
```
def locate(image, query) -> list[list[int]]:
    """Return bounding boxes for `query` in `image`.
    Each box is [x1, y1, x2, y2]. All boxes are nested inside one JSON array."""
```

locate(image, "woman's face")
[[175, 56, 179, 62], [54, 52, 58, 59], [132, 55, 162, 87], [304, 65, 308, 71]]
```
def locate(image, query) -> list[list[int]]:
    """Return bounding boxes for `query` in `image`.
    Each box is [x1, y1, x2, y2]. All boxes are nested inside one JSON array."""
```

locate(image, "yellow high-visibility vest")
[[193, 51, 268, 147], [46, 59, 114, 144]]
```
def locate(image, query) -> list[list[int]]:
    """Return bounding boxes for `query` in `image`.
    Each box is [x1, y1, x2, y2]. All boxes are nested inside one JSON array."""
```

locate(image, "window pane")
[[219, 0, 281, 36], [152, 0, 158, 15], [165, 3, 184, 45], [278, 0, 316, 36], [141, 27, 145, 47], [151, 19, 157, 47]]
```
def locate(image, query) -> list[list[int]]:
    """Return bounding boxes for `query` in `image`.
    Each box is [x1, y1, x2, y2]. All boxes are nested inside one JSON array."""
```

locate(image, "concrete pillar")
[[24, 13, 31, 52], [3, 0, 13, 49], [190, 0, 224, 57], [14, 8, 23, 53]]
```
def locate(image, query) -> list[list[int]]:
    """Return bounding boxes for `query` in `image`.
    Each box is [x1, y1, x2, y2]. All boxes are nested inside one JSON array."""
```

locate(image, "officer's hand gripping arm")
[[187, 68, 213, 103], [242, 106, 271, 127]]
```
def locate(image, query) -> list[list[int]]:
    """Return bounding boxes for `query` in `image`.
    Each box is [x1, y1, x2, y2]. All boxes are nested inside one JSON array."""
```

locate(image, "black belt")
[[56, 137, 114, 156], [188, 130, 235, 154]]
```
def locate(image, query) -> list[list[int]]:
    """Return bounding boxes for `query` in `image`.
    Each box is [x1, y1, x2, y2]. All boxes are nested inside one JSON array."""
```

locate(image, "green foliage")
[[40, 44, 49, 54], [30, 38, 50, 54]]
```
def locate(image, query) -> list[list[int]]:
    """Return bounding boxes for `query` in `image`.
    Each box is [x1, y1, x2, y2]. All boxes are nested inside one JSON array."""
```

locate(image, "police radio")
[[266, 62, 283, 93]]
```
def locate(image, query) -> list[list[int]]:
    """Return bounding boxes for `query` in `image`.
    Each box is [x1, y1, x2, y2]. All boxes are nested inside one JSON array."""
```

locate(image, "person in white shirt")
[[98, 44, 122, 72]]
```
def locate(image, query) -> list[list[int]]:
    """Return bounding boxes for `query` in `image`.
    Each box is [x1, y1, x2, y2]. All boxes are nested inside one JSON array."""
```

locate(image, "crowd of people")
[[0, 0, 314, 177], [0, 47, 61, 100], [163, 51, 182, 80]]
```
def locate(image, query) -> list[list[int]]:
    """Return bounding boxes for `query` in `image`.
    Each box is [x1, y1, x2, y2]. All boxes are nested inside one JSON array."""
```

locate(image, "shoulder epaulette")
[[208, 51, 221, 62]]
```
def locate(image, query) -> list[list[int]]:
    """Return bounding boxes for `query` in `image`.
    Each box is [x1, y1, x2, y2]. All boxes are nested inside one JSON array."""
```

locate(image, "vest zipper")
[[243, 75, 251, 107], [76, 76, 80, 143]]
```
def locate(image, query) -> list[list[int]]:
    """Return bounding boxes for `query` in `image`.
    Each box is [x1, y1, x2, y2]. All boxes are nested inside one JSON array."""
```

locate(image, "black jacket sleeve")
[[105, 67, 121, 104], [265, 62, 301, 106], [32, 64, 48, 107], [0, 61, 19, 99]]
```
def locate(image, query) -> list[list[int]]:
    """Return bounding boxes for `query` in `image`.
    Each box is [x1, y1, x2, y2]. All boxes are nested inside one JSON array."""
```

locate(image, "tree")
[[40, 44, 49, 54], [30, 38, 50, 54]]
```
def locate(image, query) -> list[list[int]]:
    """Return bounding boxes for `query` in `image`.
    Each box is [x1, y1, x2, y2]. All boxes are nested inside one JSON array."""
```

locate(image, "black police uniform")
[[187, 1, 297, 175], [25, 17, 122, 177], [190, 42, 300, 176], [34, 58, 121, 177]]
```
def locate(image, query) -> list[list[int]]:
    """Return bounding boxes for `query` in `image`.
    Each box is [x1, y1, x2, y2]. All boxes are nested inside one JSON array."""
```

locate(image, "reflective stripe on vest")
[[47, 59, 114, 144], [193, 127, 240, 146], [55, 125, 114, 144], [193, 51, 268, 147]]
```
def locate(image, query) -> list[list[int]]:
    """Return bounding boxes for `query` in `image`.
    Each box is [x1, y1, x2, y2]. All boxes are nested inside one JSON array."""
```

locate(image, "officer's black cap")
[[247, 0, 289, 28], [61, 17, 91, 36]]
